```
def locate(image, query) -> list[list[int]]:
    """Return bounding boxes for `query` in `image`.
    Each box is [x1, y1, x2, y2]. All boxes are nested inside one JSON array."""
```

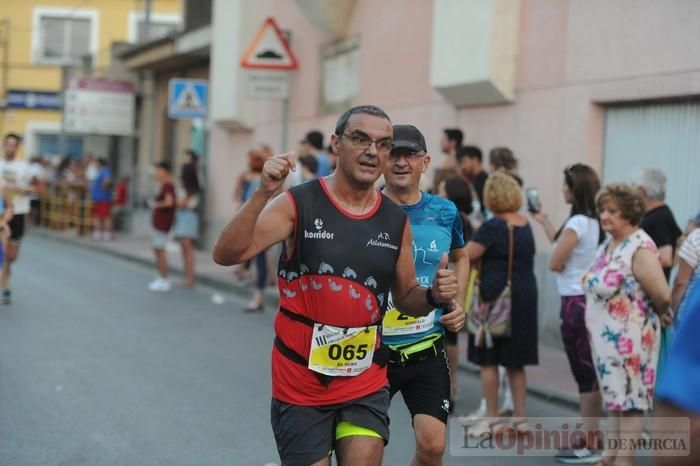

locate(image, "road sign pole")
[[281, 97, 289, 152], [241, 18, 298, 152]]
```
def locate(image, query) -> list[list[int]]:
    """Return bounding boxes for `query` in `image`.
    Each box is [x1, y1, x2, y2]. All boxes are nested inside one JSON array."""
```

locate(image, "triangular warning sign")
[[175, 83, 204, 112], [241, 17, 298, 70]]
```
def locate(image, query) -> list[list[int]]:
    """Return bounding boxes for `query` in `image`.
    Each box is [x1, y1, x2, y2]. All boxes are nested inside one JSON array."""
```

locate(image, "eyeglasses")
[[388, 148, 425, 160], [341, 132, 393, 153]]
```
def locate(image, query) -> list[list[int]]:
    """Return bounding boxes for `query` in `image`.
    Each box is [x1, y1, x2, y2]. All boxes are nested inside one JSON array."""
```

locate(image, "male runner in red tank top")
[[213, 106, 465, 466]]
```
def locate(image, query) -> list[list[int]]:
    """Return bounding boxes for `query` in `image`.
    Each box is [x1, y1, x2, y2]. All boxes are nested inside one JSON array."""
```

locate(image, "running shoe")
[[498, 406, 514, 417], [457, 401, 487, 424], [1, 289, 10, 305], [244, 303, 264, 313], [148, 278, 171, 292], [555, 447, 602, 464]]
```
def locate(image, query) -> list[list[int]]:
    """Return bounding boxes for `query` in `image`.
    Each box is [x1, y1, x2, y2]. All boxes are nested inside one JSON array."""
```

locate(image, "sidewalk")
[[31, 227, 579, 409], [32, 227, 281, 305]]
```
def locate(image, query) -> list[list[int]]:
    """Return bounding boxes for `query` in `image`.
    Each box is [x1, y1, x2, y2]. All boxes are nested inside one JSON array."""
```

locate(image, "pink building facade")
[[207, 0, 700, 244], [131, 0, 699, 344]]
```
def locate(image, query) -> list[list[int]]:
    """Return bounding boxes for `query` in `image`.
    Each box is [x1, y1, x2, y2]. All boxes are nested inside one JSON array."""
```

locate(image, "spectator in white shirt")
[[672, 212, 700, 314], [531, 163, 606, 462]]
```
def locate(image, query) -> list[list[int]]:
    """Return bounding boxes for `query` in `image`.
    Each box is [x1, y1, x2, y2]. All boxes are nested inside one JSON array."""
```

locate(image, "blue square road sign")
[[168, 79, 208, 119]]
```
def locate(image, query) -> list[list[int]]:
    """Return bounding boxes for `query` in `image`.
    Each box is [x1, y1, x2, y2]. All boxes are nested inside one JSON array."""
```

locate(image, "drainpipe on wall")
[[143, 0, 153, 42], [0, 18, 10, 138], [58, 65, 71, 157]]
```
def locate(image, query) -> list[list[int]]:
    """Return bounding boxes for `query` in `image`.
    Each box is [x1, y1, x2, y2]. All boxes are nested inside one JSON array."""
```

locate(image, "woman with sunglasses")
[[531, 164, 605, 464]]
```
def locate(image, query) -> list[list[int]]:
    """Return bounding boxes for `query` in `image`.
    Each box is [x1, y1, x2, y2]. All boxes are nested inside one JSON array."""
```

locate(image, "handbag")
[[466, 222, 514, 349]]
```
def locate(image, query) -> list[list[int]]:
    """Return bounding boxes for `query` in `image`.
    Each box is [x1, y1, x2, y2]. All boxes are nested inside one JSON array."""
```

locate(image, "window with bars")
[[37, 15, 92, 64]]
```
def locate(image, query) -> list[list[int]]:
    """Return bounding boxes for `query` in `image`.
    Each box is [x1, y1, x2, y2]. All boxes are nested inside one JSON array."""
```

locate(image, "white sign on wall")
[[247, 71, 290, 99], [64, 79, 135, 136], [323, 47, 359, 106]]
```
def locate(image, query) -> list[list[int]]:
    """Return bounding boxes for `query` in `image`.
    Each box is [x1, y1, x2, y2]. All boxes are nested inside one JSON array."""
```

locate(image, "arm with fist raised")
[[212, 153, 297, 266]]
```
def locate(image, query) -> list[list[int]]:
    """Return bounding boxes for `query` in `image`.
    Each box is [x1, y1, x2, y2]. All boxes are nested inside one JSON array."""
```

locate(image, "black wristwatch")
[[426, 286, 440, 308]]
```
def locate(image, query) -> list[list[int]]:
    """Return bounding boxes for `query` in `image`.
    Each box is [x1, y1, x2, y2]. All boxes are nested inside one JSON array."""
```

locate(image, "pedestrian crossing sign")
[[168, 79, 208, 119]]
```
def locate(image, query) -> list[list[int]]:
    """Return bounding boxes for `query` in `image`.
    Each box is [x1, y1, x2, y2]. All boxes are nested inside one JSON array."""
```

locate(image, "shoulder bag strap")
[[473, 258, 482, 277]]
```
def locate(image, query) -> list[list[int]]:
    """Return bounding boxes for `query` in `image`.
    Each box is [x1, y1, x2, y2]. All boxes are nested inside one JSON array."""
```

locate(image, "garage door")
[[603, 101, 700, 228]]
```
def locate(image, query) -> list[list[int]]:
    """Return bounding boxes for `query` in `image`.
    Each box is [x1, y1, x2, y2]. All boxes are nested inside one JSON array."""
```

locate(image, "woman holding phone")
[[531, 164, 605, 463]]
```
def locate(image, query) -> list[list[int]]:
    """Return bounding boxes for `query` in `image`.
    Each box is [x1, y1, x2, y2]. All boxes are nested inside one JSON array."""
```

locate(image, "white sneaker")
[[458, 399, 487, 424], [555, 447, 602, 464], [102, 232, 113, 241], [91, 231, 101, 240], [148, 278, 162, 290], [499, 366, 514, 415], [499, 405, 514, 417], [499, 397, 515, 416], [148, 277, 171, 292]]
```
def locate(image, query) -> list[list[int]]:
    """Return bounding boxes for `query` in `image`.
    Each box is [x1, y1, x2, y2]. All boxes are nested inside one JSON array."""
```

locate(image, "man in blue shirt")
[[382, 124, 469, 466], [300, 130, 334, 177], [90, 158, 113, 240], [655, 280, 700, 466]]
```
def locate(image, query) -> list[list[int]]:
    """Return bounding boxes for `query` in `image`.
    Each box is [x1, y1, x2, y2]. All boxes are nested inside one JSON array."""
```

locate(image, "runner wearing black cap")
[[382, 124, 469, 466]]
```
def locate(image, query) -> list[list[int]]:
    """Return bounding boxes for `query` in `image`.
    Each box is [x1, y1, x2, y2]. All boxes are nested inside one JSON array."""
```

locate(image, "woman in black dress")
[[466, 172, 538, 437]]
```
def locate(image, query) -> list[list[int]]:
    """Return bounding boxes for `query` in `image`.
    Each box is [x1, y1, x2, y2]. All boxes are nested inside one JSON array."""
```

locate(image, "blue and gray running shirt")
[[382, 192, 465, 347]]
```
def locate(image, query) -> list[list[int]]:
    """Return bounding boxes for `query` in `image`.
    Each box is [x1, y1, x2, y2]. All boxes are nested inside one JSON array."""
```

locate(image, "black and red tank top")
[[272, 178, 407, 405]]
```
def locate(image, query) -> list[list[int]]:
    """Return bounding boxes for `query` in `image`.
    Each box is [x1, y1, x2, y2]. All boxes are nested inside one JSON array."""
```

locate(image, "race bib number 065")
[[308, 324, 377, 377]]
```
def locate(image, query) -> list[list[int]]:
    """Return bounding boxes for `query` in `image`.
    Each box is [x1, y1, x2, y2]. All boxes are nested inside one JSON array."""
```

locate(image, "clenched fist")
[[439, 299, 465, 332], [430, 253, 458, 303], [260, 152, 296, 195]]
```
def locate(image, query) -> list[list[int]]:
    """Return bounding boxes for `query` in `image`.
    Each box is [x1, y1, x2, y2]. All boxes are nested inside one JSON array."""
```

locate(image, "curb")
[[458, 363, 579, 411], [31, 229, 579, 411]]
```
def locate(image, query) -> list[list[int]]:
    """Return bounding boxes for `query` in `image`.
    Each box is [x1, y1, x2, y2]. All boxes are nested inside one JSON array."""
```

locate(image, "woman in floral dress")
[[583, 183, 673, 466]]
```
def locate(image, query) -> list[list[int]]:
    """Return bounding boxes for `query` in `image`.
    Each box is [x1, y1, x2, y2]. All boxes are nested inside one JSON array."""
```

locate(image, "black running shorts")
[[9, 214, 25, 242], [388, 346, 452, 424], [270, 386, 390, 466]]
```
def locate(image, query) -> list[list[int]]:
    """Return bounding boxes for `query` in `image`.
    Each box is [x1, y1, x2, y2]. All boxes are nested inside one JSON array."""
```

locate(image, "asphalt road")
[[0, 234, 657, 465]]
